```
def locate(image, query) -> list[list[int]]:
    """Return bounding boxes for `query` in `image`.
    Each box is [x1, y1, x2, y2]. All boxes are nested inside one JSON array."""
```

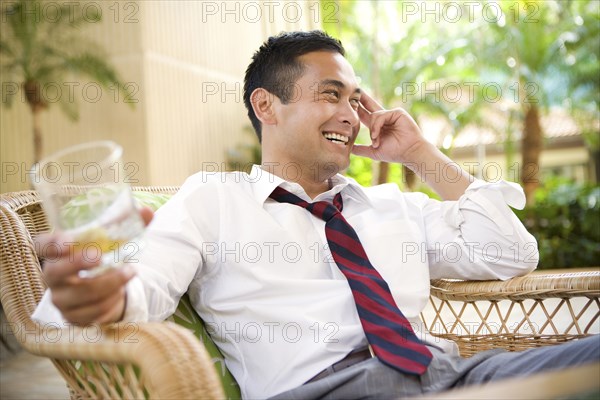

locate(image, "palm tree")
[[484, 0, 595, 204], [326, 1, 487, 188], [563, 0, 600, 182], [0, 0, 134, 163]]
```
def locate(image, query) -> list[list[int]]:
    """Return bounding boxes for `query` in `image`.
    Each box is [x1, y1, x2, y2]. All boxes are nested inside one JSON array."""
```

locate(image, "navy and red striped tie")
[[270, 186, 432, 375]]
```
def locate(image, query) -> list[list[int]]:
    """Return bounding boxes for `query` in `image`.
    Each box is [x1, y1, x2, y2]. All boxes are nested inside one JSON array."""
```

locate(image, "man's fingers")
[[35, 232, 76, 259], [351, 144, 377, 160], [43, 252, 101, 286], [139, 207, 154, 226], [358, 103, 372, 127], [359, 91, 384, 113], [73, 266, 135, 307], [357, 105, 381, 147], [41, 206, 150, 281], [60, 287, 127, 325], [51, 266, 135, 312], [367, 111, 390, 149]]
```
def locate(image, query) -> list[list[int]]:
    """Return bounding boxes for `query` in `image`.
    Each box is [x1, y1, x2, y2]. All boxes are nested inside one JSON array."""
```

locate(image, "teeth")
[[323, 132, 348, 144]]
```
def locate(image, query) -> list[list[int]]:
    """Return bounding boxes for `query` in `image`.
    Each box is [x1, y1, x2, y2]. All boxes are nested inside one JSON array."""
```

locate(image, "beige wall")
[[1, 0, 319, 192]]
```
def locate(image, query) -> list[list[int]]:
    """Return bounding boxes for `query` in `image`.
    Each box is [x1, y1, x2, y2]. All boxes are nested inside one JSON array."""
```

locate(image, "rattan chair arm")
[[18, 320, 224, 399], [430, 270, 600, 302], [131, 186, 181, 194], [2, 189, 224, 399], [0, 190, 40, 209]]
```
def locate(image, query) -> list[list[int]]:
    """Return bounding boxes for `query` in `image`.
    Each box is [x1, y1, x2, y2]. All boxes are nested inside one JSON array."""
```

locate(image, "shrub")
[[514, 178, 600, 269]]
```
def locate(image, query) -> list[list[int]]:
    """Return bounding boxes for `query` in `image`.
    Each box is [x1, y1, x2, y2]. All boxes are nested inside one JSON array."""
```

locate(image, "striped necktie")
[[269, 186, 432, 375]]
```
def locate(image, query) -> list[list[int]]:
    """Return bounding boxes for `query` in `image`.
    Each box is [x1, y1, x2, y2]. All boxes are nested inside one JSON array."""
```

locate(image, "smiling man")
[[247, 34, 474, 201], [253, 50, 362, 197], [36, 31, 599, 399]]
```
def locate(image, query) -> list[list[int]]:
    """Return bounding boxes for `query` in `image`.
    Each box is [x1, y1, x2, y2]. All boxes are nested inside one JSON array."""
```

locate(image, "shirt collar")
[[248, 164, 373, 206]]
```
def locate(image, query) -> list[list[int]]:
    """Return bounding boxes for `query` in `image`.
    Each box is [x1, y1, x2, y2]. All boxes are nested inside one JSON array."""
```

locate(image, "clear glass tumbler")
[[31, 141, 145, 277]]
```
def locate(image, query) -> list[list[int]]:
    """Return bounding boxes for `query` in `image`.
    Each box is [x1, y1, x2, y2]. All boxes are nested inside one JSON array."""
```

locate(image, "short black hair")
[[243, 30, 345, 142]]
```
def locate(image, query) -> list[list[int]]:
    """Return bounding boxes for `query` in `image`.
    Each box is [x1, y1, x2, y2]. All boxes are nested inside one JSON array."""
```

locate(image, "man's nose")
[[338, 101, 360, 127]]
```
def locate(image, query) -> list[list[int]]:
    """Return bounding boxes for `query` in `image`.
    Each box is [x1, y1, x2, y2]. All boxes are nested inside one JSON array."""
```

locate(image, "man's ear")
[[251, 88, 277, 126]]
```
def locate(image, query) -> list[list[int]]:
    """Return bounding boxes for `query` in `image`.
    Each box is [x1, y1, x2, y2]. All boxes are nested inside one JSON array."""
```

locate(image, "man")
[[35, 31, 598, 399]]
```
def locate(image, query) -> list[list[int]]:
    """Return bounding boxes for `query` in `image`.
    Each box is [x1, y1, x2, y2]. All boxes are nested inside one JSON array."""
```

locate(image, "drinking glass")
[[31, 141, 145, 277]]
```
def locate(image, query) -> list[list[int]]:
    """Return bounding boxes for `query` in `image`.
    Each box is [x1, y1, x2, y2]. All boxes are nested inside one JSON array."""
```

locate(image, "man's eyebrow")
[[320, 79, 362, 95]]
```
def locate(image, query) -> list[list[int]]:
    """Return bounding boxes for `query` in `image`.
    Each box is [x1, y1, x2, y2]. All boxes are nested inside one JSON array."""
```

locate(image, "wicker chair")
[[1, 188, 598, 399]]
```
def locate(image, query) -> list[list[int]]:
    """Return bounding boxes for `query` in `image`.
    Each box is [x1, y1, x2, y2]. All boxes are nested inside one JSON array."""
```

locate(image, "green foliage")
[[321, 0, 600, 190], [225, 126, 261, 173], [168, 294, 241, 399], [346, 154, 372, 186], [515, 177, 600, 269]]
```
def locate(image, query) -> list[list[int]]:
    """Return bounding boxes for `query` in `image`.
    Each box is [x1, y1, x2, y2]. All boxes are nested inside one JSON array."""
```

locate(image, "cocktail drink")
[[32, 141, 145, 277]]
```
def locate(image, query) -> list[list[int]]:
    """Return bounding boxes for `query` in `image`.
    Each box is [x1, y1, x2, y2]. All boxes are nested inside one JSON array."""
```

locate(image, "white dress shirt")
[[34, 165, 538, 399]]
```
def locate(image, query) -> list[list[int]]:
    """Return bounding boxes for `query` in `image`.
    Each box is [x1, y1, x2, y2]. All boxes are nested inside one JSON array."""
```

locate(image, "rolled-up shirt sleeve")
[[424, 179, 538, 280]]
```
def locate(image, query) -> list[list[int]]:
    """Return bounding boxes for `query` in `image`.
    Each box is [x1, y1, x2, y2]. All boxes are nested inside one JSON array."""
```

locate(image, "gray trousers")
[[270, 335, 599, 400]]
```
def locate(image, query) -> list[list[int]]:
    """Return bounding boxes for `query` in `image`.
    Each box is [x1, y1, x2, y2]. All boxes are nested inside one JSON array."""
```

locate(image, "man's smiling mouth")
[[323, 132, 349, 145]]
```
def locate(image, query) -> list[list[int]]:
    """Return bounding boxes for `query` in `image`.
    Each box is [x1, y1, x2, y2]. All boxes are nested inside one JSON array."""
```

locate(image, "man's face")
[[267, 51, 361, 179]]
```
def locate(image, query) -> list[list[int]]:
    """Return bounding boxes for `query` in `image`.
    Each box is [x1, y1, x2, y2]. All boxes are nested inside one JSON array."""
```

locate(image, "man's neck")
[[261, 162, 333, 199]]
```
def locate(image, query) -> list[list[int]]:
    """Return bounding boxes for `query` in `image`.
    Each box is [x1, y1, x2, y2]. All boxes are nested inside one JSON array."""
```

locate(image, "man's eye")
[[350, 98, 360, 108], [323, 90, 339, 98]]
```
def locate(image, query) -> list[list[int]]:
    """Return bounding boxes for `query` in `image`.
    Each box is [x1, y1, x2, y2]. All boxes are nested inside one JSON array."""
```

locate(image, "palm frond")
[[61, 53, 136, 107], [0, 0, 134, 161], [45, 2, 102, 37], [56, 91, 80, 120], [0, 39, 15, 57]]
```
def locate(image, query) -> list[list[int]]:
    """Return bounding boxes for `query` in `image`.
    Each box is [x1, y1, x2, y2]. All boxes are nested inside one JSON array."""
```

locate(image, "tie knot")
[[269, 186, 343, 222], [307, 201, 339, 222]]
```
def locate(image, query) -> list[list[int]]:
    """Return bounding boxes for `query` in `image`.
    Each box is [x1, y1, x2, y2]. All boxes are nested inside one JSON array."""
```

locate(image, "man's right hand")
[[37, 208, 153, 325]]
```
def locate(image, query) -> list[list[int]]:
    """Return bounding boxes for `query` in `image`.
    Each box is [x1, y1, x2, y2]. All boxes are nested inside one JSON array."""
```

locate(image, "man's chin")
[[317, 158, 349, 179]]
